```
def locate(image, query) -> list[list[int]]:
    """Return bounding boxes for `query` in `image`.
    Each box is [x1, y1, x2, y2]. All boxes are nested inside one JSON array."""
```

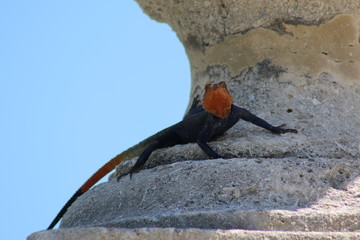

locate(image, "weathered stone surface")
[[135, 1, 360, 107], [28, 228, 360, 240], [185, 14, 360, 111], [61, 157, 360, 231], [136, 0, 360, 47]]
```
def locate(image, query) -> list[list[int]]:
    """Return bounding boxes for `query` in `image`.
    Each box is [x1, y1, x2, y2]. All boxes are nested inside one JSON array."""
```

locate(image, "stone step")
[[28, 227, 360, 240]]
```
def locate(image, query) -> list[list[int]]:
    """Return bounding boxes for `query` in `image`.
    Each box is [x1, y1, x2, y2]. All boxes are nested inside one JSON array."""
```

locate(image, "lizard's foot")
[[273, 125, 298, 134], [277, 124, 298, 134], [282, 128, 298, 134]]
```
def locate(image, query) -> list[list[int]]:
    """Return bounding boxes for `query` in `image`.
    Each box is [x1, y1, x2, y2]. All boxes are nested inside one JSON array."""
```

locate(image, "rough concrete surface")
[[136, 0, 360, 47], [28, 228, 360, 240], [186, 14, 360, 110], [61, 157, 360, 230]]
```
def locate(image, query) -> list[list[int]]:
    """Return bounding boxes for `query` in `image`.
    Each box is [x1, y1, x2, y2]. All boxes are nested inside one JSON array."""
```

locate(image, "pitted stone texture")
[[28, 228, 360, 240], [135, 0, 360, 47], [61, 158, 360, 231], [186, 14, 360, 110]]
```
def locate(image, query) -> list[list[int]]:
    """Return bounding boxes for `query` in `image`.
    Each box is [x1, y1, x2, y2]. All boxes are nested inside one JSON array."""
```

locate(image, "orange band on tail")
[[80, 155, 122, 192]]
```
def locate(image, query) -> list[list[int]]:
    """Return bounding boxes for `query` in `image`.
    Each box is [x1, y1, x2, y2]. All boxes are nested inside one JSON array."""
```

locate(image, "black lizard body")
[[47, 82, 297, 229], [129, 104, 297, 174]]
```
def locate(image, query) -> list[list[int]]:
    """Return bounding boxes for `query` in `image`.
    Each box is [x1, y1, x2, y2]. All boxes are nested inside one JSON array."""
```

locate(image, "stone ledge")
[[28, 227, 360, 240], [60, 158, 360, 230]]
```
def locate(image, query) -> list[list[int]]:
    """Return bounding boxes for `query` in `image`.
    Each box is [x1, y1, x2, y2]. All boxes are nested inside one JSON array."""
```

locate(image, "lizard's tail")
[[47, 134, 158, 229]]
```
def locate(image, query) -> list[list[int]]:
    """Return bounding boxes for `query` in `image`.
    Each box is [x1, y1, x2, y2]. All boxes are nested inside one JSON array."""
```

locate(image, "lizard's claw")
[[116, 175, 122, 182], [282, 128, 298, 134], [274, 125, 298, 134], [127, 165, 140, 180], [277, 126, 298, 134]]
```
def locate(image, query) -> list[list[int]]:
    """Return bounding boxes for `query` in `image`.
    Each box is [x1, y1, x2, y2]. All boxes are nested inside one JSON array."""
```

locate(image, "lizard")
[[47, 81, 297, 229]]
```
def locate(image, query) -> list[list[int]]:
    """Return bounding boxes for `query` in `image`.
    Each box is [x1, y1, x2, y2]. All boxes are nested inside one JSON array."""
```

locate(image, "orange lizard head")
[[202, 81, 234, 119]]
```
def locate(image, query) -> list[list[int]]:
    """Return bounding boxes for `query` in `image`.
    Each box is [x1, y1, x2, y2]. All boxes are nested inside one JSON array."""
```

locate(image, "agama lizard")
[[47, 81, 297, 229]]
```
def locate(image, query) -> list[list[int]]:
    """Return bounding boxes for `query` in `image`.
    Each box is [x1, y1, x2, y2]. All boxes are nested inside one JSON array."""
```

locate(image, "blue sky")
[[0, 1, 189, 239]]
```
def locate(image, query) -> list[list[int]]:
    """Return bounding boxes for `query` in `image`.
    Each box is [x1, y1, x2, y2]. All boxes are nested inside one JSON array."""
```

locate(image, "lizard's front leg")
[[197, 116, 224, 159], [236, 107, 298, 134]]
